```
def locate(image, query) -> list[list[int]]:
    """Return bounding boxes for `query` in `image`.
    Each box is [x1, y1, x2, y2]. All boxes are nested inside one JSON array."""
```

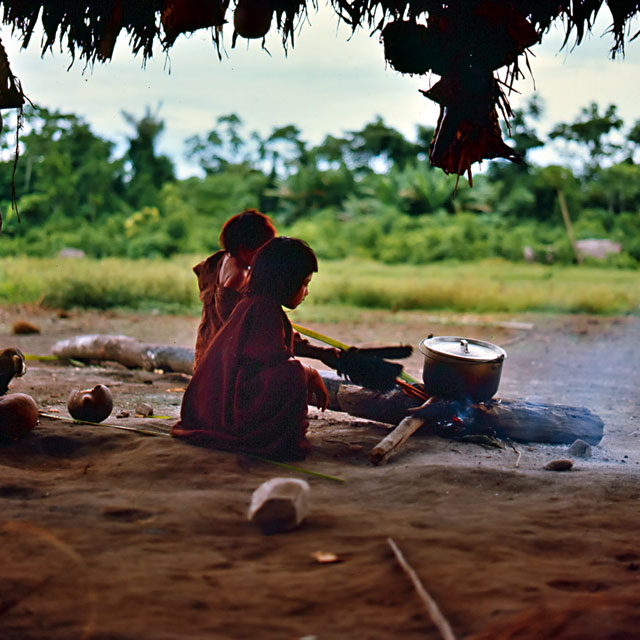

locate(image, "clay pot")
[[0, 393, 39, 440], [67, 384, 113, 423]]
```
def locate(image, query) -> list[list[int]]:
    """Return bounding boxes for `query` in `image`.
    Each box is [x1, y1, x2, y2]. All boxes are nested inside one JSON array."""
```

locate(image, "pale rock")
[[248, 477, 310, 534], [135, 402, 153, 417]]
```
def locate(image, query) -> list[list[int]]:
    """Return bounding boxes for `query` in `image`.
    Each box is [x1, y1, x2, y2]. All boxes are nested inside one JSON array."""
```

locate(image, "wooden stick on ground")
[[387, 538, 457, 640], [369, 398, 435, 465], [369, 416, 426, 465]]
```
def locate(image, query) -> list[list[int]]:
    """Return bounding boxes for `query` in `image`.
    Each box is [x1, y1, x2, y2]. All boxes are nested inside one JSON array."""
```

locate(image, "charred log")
[[320, 371, 604, 446]]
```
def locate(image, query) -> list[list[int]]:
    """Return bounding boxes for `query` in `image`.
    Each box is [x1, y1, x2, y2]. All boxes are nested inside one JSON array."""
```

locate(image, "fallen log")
[[319, 371, 604, 446], [52, 335, 194, 374]]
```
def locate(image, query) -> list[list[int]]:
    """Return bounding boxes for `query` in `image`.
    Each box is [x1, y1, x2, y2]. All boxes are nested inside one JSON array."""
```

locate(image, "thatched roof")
[[1, 1, 639, 179]]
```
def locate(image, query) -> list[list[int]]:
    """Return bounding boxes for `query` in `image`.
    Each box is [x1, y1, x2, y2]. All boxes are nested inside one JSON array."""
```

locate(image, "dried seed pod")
[[67, 384, 113, 423], [0, 393, 39, 440], [234, 0, 273, 39], [381, 20, 447, 76]]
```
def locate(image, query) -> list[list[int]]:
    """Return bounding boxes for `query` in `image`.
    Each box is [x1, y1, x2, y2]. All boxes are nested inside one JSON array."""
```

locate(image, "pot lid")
[[419, 336, 506, 362]]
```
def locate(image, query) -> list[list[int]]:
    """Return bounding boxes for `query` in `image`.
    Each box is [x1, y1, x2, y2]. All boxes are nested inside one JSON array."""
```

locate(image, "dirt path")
[[1, 306, 639, 639]]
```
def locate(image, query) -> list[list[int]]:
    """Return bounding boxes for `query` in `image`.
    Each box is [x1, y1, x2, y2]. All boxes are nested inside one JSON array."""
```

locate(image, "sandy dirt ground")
[[1, 305, 639, 639]]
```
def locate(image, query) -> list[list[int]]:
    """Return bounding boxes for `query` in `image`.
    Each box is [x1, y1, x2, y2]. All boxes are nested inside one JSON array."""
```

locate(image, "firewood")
[[369, 415, 426, 465]]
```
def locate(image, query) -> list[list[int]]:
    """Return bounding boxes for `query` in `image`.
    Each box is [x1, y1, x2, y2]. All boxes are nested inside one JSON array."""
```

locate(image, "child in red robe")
[[193, 210, 339, 373], [192, 209, 276, 372], [173, 237, 329, 460]]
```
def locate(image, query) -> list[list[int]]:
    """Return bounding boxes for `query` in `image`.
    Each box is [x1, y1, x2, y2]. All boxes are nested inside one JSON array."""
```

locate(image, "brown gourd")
[[0, 393, 39, 440], [67, 384, 113, 423]]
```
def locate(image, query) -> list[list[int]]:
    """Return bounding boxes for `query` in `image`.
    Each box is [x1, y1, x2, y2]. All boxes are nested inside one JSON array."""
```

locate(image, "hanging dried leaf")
[[425, 72, 522, 182], [0, 35, 25, 109], [96, 0, 124, 61]]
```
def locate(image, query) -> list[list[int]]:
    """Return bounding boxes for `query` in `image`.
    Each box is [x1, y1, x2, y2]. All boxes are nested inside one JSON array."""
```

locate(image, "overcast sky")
[[3, 5, 639, 176]]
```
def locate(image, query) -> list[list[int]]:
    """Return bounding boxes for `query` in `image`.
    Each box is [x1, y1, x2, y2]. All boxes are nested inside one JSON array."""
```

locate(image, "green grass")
[[306, 258, 640, 315], [0, 256, 638, 315], [0, 256, 199, 313]]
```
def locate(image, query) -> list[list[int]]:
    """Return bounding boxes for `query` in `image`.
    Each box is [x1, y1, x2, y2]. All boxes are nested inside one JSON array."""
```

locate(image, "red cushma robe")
[[172, 294, 310, 460], [192, 251, 243, 373]]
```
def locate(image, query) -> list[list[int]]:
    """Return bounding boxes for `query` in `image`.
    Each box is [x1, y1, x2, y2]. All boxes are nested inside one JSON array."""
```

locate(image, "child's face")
[[237, 246, 260, 267], [285, 274, 312, 310]]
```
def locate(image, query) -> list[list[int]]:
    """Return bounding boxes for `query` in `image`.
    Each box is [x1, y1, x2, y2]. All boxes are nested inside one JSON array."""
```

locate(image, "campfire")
[[366, 390, 605, 465]]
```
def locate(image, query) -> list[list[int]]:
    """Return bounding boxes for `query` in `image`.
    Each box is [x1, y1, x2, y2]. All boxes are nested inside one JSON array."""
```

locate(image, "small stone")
[[12, 320, 40, 335], [135, 403, 153, 417], [116, 409, 130, 418], [544, 459, 573, 472], [568, 439, 592, 458]]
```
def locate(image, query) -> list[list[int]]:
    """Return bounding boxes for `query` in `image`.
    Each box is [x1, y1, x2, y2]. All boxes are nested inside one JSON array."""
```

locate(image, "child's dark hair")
[[248, 237, 318, 305], [219, 209, 276, 255]]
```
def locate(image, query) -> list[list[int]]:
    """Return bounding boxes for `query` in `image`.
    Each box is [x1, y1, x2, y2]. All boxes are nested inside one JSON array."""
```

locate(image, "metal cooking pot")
[[418, 336, 506, 401]]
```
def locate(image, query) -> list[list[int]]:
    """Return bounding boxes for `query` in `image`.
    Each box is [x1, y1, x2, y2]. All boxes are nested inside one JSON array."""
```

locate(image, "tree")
[[122, 106, 175, 208], [345, 117, 419, 171], [184, 113, 256, 175], [626, 119, 640, 163], [549, 102, 624, 174], [312, 134, 351, 170], [2, 105, 126, 229], [485, 96, 545, 217], [263, 124, 308, 176]]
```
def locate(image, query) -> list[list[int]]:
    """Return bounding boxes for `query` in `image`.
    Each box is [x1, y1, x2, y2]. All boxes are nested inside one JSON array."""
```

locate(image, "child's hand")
[[305, 366, 329, 411], [318, 347, 342, 369]]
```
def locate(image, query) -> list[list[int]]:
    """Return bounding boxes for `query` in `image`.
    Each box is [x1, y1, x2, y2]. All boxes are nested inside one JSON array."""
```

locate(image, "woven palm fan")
[[292, 323, 413, 392], [324, 345, 413, 392]]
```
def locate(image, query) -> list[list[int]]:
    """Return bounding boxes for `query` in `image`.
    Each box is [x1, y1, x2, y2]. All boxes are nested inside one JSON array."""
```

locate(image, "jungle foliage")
[[1, 99, 639, 267]]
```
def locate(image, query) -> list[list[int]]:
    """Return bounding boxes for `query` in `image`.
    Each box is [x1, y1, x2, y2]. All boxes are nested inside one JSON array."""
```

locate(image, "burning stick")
[[387, 538, 457, 640], [369, 398, 435, 465], [369, 416, 425, 465]]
